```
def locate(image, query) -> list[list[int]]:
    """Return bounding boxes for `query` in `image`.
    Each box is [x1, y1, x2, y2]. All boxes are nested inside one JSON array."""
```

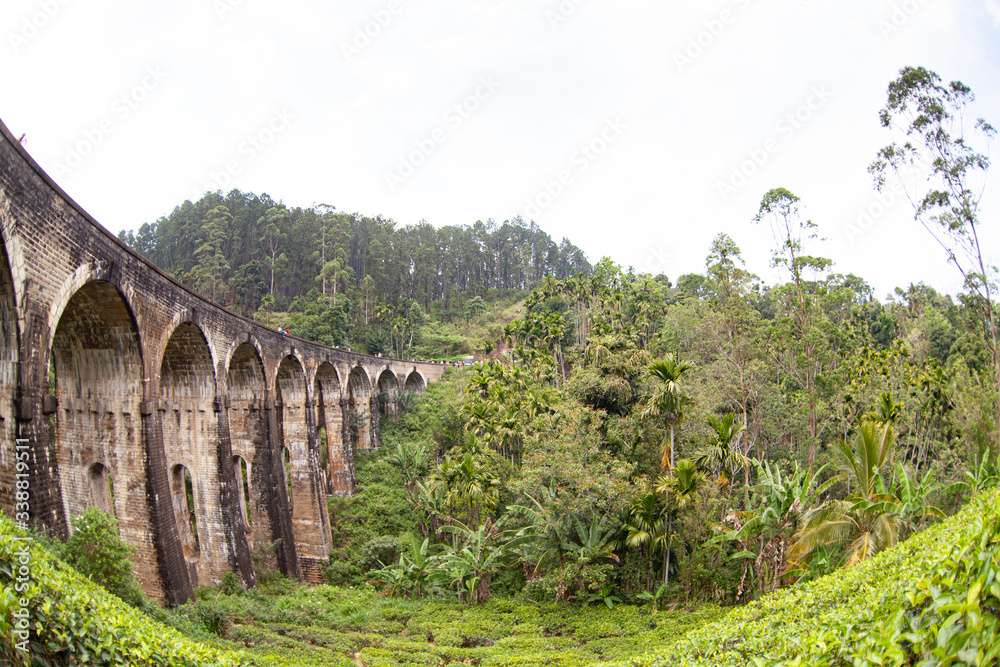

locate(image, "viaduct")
[[0, 118, 446, 605]]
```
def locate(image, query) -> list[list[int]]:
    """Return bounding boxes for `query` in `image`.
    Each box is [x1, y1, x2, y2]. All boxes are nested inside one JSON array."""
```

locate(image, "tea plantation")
[[2, 488, 998, 665]]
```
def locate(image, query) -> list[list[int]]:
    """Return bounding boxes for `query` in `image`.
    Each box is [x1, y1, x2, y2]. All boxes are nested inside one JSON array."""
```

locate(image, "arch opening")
[[276, 356, 331, 577], [282, 446, 293, 511], [405, 371, 426, 394], [376, 370, 400, 416], [315, 363, 350, 495], [170, 464, 200, 559], [0, 239, 18, 517], [347, 367, 372, 451], [233, 455, 252, 531], [226, 343, 268, 548], [49, 280, 156, 590], [87, 462, 114, 517], [275, 358, 305, 523], [159, 322, 220, 584]]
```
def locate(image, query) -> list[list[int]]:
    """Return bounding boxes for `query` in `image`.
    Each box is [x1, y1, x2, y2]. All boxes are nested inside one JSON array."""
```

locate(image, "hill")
[[118, 192, 591, 357]]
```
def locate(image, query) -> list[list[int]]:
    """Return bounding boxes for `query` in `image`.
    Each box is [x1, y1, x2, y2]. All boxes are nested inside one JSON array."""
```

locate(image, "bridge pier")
[[264, 396, 300, 581], [144, 404, 194, 606], [214, 396, 256, 590], [333, 396, 355, 496]]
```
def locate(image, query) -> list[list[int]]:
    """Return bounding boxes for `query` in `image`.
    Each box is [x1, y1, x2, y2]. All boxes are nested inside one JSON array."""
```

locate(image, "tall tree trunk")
[[663, 517, 672, 588]]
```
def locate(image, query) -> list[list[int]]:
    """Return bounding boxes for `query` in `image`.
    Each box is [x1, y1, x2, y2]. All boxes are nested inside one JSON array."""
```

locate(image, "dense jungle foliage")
[[343, 237, 998, 611]]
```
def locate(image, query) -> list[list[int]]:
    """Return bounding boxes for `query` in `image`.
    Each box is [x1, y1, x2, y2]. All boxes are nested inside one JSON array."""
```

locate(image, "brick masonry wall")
[[0, 117, 446, 604]]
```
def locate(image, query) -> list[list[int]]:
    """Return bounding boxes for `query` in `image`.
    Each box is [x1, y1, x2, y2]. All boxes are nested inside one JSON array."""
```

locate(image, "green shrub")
[[63, 507, 144, 605], [359, 535, 404, 572], [323, 559, 359, 586]]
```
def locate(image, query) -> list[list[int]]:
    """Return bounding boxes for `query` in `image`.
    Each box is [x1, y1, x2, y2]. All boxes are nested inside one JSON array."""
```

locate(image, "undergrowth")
[[618, 486, 1000, 666]]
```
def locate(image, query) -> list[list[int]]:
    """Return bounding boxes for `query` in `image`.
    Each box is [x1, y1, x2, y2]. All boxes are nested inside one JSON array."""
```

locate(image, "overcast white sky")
[[3, 0, 999, 299]]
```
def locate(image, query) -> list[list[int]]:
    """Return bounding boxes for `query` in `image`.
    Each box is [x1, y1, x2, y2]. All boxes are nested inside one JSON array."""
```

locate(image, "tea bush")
[[621, 486, 1000, 666], [0, 513, 243, 666]]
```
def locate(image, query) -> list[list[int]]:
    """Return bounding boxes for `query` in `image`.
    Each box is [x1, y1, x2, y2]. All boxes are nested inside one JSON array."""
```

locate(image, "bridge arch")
[[376, 368, 400, 416], [314, 362, 351, 495], [158, 321, 227, 587], [405, 370, 427, 394], [274, 355, 307, 514], [0, 236, 19, 516], [48, 279, 162, 594], [275, 355, 331, 580], [45, 262, 140, 352], [225, 342, 270, 552], [347, 366, 373, 451], [222, 336, 266, 381]]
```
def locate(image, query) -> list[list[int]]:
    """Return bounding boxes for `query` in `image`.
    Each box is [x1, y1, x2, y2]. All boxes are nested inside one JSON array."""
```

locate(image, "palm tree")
[[693, 413, 753, 486], [642, 354, 694, 470], [652, 459, 706, 589], [429, 443, 501, 526], [624, 489, 668, 589], [866, 391, 904, 428], [790, 420, 900, 568]]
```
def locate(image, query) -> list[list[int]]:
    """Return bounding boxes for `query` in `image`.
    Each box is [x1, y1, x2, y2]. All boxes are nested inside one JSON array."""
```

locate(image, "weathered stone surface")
[[0, 117, 444, 604]]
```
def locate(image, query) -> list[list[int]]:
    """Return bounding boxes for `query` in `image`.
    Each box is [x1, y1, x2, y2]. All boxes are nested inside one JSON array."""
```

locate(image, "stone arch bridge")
[[0, 118, 446, 604]]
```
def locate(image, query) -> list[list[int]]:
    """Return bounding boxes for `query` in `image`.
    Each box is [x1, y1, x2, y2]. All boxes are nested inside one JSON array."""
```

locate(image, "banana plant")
[[711, 460, 840, 598], [636, 581, 669, 612], [371, 534, 446, 600], [438, 517, 510, 604]]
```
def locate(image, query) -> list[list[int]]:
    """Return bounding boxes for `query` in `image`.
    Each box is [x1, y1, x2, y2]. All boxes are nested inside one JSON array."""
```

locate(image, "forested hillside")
[[350, 228, 995, 611], [118, 194, 590, 355]]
